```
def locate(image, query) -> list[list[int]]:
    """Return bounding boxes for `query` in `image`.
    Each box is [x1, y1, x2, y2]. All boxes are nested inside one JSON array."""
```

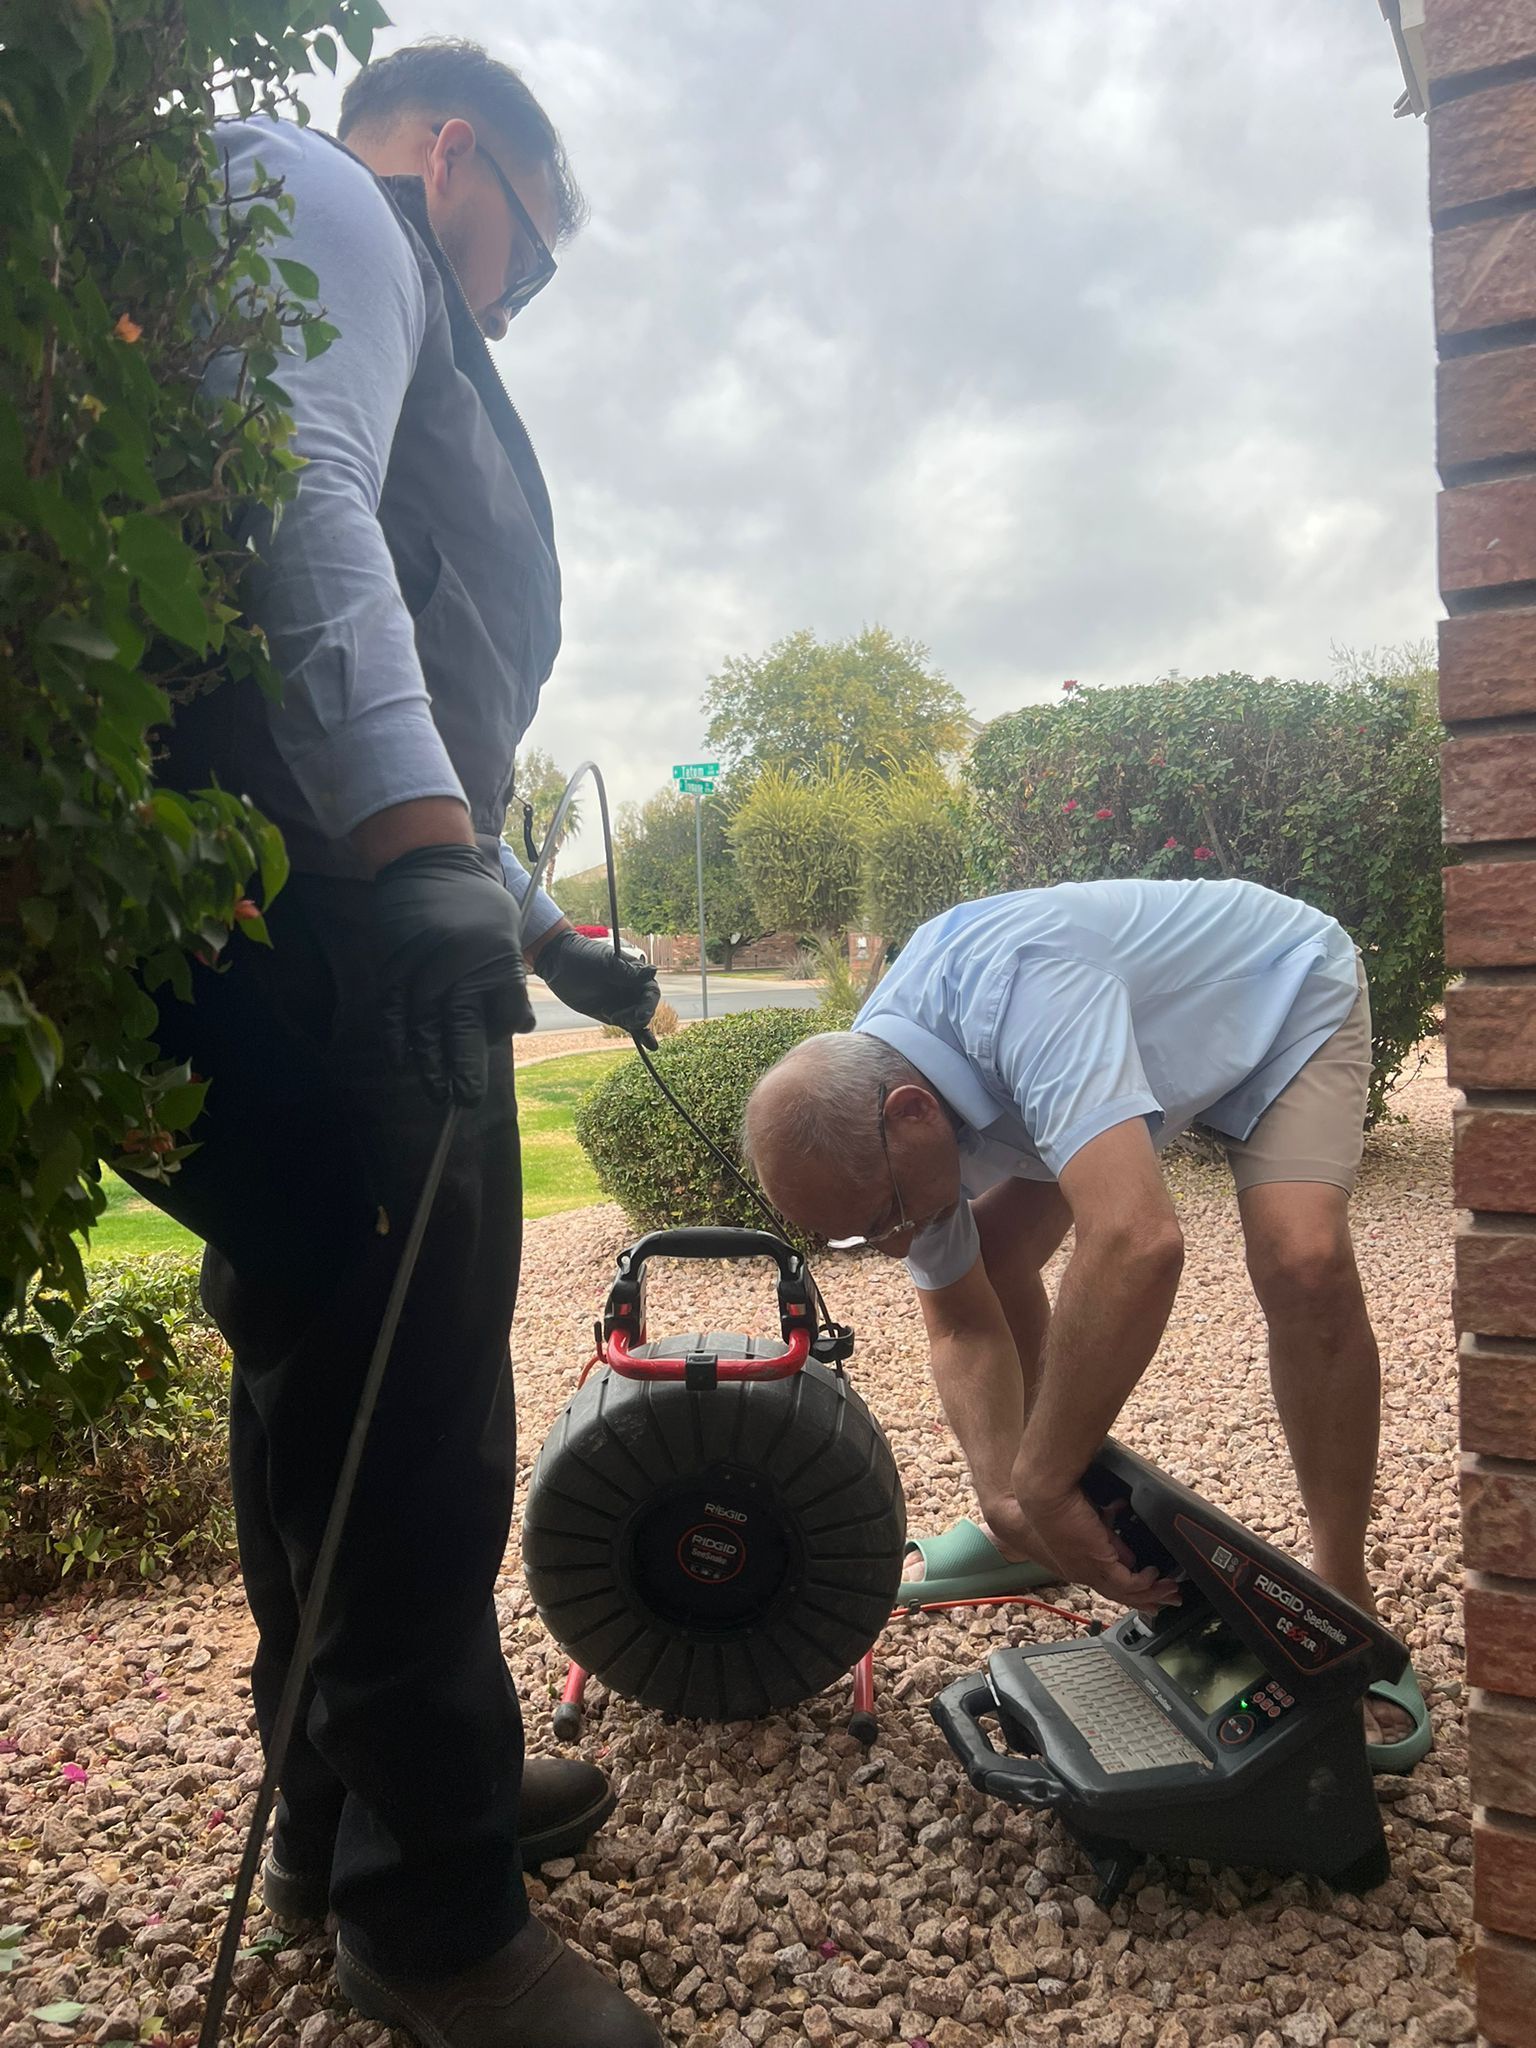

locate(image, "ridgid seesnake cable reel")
[[523, 1229, 907, 1744]]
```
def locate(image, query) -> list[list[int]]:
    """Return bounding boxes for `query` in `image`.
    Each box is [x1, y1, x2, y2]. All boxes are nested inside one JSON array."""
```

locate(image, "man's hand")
[[371, 844, 535, 1105], [535, 930, 661, 1046], [1012, 1471, 1182, 1611]]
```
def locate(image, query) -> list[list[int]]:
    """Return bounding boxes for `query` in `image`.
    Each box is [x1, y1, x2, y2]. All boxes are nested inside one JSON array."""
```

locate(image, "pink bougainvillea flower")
[[0, 1739, 17, 1756], [1061, 799, 1079, 814], [60, 1762, 88, 1786], [1061, 678, 1079, 693], [233, 898, 261, 922], [817, 1939, 840, 1959], [1164, 836, 1180, 850], [114, 313, 142, 344], [1094, 808, 1113, 820], [207, 1808, 227, 1828], [1193, 846, 1213, 861]]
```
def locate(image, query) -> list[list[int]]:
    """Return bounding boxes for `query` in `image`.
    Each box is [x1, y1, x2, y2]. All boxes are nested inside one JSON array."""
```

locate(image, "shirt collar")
[[855, 1017, 1002, 1134]]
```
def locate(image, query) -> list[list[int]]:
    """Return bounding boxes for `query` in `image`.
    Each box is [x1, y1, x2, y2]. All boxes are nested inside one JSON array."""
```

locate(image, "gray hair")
[[740, 1032, 925, 1177]]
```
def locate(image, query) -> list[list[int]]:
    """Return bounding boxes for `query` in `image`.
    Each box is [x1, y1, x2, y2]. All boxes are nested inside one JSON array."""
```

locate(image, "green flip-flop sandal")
[[1367, 1663, 1433, 1774], [893, 1515, 1059, 1609]]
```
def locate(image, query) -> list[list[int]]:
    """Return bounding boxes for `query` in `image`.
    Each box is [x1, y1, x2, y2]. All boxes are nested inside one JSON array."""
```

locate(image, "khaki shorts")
[[1215, 956, 1372, 1196]]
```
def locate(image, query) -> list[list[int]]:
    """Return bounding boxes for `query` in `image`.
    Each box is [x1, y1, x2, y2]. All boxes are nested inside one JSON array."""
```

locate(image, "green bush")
[[0, 4, 383, 1379], [0, 1252, 234, 1597], [968, 672, 1444, 1124], [576, 1006, 829, 1231], [730, 759, 870, 938], [864, 769, 968, 951]]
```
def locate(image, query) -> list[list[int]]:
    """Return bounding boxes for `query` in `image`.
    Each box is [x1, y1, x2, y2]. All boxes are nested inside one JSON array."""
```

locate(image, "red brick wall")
[[1428, 2, 1536, 2038]]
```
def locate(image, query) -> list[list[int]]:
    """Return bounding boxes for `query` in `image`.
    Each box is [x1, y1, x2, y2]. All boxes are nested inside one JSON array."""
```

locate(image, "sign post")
[[672, 763, 719, 1017]]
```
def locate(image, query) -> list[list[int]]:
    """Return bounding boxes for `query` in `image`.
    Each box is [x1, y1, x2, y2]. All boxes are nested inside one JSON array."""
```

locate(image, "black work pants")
[[127, 874, 527, 1978]]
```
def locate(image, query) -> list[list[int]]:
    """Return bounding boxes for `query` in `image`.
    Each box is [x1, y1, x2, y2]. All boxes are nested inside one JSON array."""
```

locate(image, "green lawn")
[[518, 1047, 633, 1218], [86, 1047, 634, 1261]]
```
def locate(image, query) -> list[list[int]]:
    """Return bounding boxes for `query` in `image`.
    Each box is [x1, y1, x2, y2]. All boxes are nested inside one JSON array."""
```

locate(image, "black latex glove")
[[371, 844, 535, 1105], [536, 929, 661, 1047]]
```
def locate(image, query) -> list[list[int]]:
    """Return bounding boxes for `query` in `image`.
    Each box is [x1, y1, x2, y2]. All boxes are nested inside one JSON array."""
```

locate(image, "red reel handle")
[[604, 1326, 810, 1380]]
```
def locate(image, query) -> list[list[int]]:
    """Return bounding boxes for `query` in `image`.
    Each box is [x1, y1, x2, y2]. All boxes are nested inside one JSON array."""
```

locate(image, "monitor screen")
[[1150, 1613, 1267, 1717]]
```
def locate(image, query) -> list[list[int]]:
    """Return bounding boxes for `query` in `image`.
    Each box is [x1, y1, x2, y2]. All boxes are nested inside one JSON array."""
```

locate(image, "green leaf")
[[303, 319, 340, 360], [39, 616, 118, 661], [153, 1081, 207, 1132], [255, 816, 290, 905], [135, 575, 209, 656], [276, 258, 320, 299], [30, 2004, 85, 2025], [20, 899, 57, 947]]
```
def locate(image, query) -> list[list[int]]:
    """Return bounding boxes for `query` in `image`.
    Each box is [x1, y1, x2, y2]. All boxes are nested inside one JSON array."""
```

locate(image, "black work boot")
[[335, 1916, 664, 2048], [263, 1756, 617, 1928]]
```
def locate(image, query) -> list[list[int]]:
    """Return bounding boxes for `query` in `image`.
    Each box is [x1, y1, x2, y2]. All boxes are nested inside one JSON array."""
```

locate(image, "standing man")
[[140, 39, 662, 2048], [742, 877, 1431, 1772]]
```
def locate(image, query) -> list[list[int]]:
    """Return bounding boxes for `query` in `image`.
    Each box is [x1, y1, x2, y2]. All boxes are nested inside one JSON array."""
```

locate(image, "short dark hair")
[[338, 37, 586, 243]]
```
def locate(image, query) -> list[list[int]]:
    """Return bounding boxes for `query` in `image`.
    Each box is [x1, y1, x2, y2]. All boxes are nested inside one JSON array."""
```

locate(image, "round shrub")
[[968, 673, 1444, 1125], [575, 1006, 825, 1231], [1, 1251, 234, 1597]]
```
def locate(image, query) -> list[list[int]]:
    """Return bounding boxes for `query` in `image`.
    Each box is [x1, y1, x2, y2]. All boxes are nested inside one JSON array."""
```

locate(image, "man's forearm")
[[350, 796, 475, 875], [930, 1329, 1029, 1519], [1013, 1230, 1182, 1499]]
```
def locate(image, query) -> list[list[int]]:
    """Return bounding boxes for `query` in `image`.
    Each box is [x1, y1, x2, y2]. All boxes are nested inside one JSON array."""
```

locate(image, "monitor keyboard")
[[1028, 1646, 1211, 1775]]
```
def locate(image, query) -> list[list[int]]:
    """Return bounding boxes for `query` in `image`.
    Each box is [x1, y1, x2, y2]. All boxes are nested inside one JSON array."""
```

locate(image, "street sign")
[[676, 777, 715, 795], [672, 762, 719, 781]]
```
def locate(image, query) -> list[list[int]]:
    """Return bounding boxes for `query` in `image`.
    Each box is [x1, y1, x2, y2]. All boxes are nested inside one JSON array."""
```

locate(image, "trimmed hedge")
[[968, 673, 1444, 1125], [575, 1007, 826, 1232]]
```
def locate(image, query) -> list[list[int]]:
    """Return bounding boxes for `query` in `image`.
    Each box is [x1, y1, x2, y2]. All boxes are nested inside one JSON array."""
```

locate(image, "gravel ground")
[[0, 1047, 1469, 2048]]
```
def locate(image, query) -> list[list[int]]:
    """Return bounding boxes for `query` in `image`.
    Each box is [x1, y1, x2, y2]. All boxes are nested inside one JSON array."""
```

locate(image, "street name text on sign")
[[672, 764, 717, 1015]]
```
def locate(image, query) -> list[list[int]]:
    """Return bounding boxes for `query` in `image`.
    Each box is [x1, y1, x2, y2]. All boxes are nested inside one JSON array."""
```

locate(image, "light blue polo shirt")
[[853, 879, 1361, 1291]]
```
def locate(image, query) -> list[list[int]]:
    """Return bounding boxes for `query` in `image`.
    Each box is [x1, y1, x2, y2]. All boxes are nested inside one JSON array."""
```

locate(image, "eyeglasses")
[[434, 125, 558, 320], [828, 1084, 914, 1251]]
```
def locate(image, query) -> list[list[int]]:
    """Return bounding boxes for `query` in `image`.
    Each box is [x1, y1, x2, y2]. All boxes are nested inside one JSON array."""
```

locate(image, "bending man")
[[742, 877, 1429, 1771]]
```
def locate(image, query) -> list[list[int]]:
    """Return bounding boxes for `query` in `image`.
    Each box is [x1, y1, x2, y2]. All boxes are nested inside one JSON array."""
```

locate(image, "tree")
[[1, 0, 384, 1375], [616, 789, 760, 967], [504, 748, 580, 882], [702, 627, 971, 782], [730, 760, 870, 940], [863, 770, 968, 952], [967, 671, 1444, 1124], [549, 862, 614, 929]]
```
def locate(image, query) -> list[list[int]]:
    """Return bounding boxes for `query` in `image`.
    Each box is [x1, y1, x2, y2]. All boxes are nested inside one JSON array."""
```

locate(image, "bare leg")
[[1239, 1180, 1407, 1743], [904, 1180, 1071, 1582]]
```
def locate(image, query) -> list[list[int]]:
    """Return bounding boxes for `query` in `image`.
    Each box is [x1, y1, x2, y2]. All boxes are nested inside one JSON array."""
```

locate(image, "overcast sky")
[[298, 1, 1434, 871]]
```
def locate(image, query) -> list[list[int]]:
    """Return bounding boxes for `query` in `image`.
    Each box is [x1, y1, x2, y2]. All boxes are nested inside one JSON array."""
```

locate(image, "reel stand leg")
[[553, 1661, 588, 1743], [848, 1650, 878, 1746]]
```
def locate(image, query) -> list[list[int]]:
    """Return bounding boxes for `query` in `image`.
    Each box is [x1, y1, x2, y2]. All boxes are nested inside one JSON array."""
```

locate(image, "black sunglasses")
[[433, 125, 557, 320]]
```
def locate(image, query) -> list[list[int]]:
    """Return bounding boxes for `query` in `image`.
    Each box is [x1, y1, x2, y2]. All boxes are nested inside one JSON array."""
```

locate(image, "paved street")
[[527, 971, 817, 1034]]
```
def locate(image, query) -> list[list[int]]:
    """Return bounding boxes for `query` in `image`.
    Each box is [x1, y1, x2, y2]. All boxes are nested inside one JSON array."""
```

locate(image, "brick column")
[[1428, 3, 1536, 2041]]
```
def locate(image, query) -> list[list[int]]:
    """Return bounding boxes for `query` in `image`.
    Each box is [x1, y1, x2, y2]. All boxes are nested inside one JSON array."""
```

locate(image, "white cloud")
[[292, 0, 1436, 869]]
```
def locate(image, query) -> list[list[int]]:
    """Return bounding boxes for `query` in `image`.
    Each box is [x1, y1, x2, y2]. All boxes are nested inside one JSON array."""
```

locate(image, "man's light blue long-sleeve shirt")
[[203, 118, 562, 938], [854, 878, 1361, 1291]]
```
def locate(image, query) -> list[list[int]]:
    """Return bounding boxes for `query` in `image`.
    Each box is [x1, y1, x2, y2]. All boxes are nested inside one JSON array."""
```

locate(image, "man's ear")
[[426, 116, 478, 195], [883, 1082, 942, 1129]]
